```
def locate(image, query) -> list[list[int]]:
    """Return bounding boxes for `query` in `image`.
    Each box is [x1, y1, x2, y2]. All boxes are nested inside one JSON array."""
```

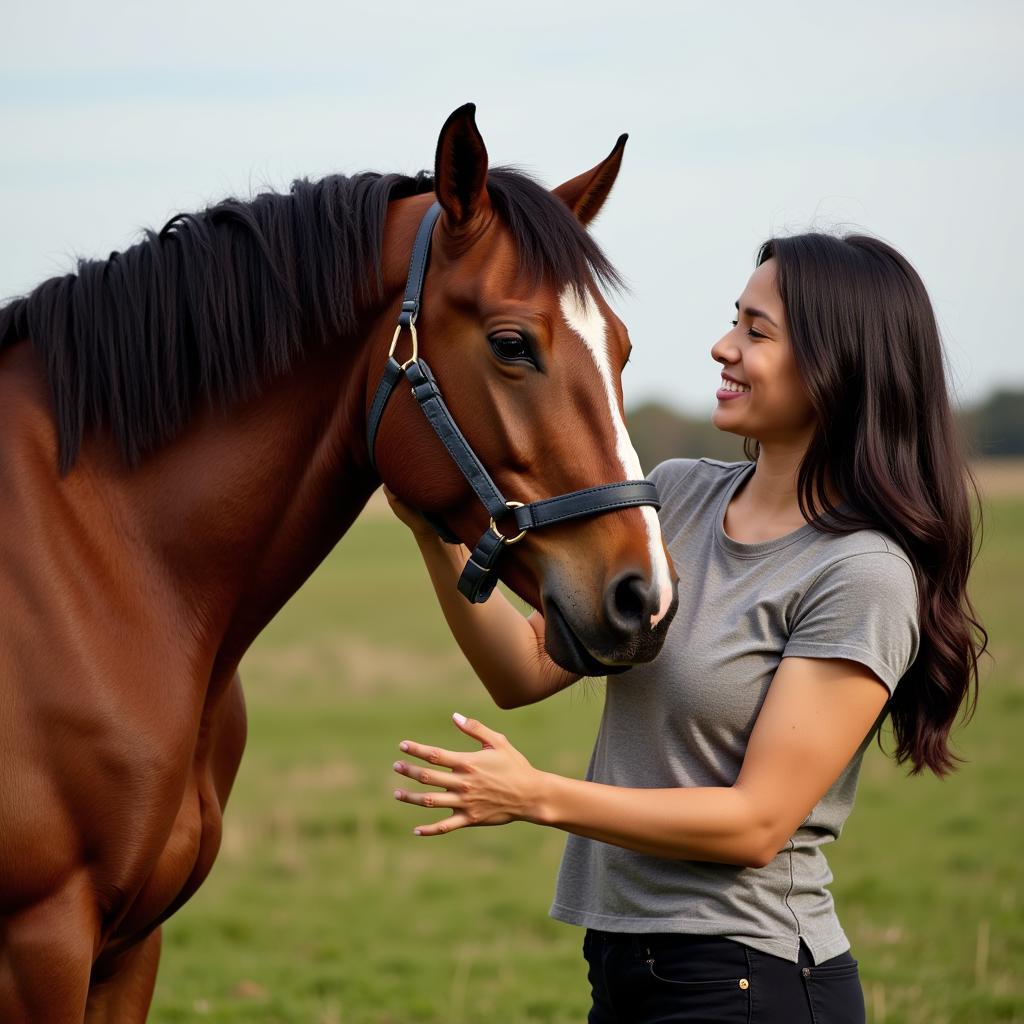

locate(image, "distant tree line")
[[625, 388, 1024, 472]]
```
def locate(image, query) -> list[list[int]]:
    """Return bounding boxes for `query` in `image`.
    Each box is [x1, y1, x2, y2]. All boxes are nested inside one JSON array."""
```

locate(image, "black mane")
[[0, 167, 621, 472]]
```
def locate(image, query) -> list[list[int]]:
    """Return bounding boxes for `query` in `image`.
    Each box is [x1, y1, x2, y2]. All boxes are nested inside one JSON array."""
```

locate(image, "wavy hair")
[[746, 233, 988, 776]]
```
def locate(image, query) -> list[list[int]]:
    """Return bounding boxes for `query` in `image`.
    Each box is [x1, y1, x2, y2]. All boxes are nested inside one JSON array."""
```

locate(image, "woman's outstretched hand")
[[393, 714, 547, 836]]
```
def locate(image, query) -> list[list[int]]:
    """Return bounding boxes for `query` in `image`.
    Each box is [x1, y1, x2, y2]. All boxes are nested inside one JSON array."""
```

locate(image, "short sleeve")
[[783, 551, 920, 695], [647, 458, 700, 502]]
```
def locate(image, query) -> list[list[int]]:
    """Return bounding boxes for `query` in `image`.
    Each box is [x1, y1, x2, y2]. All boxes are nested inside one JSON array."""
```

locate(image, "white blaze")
[[558, 286, 674, 625]]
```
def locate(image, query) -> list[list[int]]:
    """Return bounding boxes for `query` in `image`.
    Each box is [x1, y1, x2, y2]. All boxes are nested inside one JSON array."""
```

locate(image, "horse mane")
[[0, 167, 622, 473]]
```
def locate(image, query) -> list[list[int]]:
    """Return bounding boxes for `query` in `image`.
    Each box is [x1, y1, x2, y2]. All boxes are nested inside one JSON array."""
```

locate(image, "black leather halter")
[[367, 201, 661, 603]]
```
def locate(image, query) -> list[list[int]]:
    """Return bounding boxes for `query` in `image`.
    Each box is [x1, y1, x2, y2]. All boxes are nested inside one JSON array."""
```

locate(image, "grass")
[[149, 498, 1024, 1024]]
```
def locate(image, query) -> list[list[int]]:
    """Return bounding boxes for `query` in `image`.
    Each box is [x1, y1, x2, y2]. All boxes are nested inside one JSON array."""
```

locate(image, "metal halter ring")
[[387, 321, 419, 369], [489, 500, 527, 545]]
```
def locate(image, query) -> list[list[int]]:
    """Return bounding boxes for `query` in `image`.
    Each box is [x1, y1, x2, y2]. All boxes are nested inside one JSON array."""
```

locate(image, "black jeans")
[[583, 929, 865, 1023]]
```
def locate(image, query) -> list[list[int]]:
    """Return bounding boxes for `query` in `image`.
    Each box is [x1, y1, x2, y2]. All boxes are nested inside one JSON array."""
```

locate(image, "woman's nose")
[[710, 334, 738, 364]]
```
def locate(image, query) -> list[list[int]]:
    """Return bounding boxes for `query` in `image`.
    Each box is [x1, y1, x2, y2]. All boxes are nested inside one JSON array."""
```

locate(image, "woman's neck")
[[741, 436, 843, 520], [726, 435, 842, 541], [744, 439, 810, 520]]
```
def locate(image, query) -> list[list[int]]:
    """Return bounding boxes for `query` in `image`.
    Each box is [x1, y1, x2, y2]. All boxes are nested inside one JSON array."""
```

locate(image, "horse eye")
[[489, 332, 533, 364]]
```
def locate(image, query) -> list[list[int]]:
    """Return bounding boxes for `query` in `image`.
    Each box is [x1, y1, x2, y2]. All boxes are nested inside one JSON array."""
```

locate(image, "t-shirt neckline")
[[714, 461, 849, 559]]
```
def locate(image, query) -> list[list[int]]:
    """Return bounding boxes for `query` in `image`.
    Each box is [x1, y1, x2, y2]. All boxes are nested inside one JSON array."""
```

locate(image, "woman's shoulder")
[[646, 456, 749, 495], [645, 458, 752, 536], [797, 524, 920, 628], [808, 516, 916, 575]]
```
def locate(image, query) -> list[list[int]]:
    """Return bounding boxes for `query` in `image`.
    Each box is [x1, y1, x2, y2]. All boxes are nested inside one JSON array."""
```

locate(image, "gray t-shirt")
[[550, 457, 920, 964]]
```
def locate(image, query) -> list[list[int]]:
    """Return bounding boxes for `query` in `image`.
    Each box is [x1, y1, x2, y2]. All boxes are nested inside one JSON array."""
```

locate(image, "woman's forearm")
[[413, 533, 580, 708], [532, 773, 774, 868], [396, 661, 889, 866], [394, 717, 775, 866]]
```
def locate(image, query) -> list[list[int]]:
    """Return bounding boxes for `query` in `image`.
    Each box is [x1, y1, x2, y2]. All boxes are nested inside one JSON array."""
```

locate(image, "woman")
[[386, 233, 987, 1023]]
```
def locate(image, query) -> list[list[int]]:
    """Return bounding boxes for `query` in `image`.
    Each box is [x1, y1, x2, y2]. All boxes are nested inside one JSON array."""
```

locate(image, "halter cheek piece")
[[367, 201, 661, 603]]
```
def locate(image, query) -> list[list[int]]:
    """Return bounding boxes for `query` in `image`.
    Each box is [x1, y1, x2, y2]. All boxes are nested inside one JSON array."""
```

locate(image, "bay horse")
[[0, 103, 678, 1021]]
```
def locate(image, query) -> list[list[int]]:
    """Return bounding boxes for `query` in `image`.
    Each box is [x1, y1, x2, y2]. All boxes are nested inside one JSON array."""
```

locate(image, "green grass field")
[[150, 496, 1024, 1024]]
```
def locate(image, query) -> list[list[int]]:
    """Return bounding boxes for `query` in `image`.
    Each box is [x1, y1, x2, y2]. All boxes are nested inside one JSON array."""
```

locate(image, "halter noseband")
[[367, 201, 661, 603]]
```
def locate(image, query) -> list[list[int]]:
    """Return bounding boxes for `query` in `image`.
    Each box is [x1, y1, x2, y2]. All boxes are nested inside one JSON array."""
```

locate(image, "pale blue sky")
[[2, 0, 1021, 415]]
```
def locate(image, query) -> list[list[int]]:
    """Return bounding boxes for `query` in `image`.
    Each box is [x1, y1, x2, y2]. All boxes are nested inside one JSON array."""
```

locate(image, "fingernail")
[[399, 741, 409, 751], [413, 828, 423, 836], [393, 761, 403, 771], [452, 712, 467, 725], [394, 790, 403, 800]]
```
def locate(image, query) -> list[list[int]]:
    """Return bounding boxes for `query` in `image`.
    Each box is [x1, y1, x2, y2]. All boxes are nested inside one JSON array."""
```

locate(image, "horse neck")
[[114, 200, 432, 671], [105, 323, 374, 671], [0, 193, 430, 679]]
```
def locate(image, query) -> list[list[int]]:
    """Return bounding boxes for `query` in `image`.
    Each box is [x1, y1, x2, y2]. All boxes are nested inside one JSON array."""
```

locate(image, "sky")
[[2, 0, 1021, 417]]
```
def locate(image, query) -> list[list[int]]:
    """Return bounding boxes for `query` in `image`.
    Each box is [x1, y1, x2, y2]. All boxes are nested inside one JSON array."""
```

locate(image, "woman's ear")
[[434, 102, 491, 229], [552, 134, 627, 225]]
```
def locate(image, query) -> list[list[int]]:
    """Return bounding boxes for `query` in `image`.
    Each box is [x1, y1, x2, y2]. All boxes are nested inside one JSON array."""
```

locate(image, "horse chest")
[[102, 672, 247, 951]]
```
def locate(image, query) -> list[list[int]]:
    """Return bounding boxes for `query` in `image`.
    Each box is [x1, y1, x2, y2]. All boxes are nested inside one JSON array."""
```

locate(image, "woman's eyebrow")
[[734, 300, 779, 328]]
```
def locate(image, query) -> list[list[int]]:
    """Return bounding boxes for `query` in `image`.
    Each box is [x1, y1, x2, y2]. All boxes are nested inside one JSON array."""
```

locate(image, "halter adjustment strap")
[[405, 359, 508, 520], [366, 356, 404, 471], [398, 203, 443, 327], [457, 529, 507, 603], [511, 481, 659, 532]]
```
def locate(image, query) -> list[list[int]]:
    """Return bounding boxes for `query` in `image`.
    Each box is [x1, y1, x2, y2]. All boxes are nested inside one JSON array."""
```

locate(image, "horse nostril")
[[605, 571, 655, 637]]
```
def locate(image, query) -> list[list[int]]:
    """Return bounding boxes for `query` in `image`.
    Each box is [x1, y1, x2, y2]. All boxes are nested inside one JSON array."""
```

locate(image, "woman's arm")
[[392, 655, 890, 868], [385, 488, 581, 709]]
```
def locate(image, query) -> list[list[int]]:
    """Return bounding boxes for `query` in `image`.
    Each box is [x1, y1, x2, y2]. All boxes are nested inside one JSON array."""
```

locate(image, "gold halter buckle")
[[489, 501, 527, 545], [388, 321, 419, 369]]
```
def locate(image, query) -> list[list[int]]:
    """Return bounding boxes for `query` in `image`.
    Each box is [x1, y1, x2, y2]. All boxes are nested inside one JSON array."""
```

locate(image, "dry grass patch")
[[971, 458, 1024, 498], [242, 633, 474, 697]]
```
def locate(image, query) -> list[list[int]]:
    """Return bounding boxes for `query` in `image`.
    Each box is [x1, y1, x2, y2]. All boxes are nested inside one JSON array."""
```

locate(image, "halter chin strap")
[[367, 201, 661, 603]]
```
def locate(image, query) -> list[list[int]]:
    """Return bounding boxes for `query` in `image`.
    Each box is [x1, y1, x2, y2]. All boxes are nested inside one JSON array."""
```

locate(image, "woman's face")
[[709, 258, 817, 447]]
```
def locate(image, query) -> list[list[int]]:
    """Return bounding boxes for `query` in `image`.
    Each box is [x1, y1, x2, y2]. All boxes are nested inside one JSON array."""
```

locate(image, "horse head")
[[371, 105, 679, 675]]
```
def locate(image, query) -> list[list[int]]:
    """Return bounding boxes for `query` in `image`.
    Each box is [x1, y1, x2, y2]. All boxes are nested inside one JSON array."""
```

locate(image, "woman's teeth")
[[721, 379, 750, 393]]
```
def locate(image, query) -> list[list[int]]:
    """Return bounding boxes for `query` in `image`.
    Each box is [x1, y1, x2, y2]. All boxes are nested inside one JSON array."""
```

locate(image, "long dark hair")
[[748, 233, 988, 777]]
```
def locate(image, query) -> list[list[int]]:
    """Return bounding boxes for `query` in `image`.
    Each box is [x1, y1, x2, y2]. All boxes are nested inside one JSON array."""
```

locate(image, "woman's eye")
[[489, 332, 534, 364], [731, 319, 765, 340]]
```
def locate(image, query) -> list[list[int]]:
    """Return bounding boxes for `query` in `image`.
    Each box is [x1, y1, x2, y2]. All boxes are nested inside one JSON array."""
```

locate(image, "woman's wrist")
[[524, 769, 561, 826]]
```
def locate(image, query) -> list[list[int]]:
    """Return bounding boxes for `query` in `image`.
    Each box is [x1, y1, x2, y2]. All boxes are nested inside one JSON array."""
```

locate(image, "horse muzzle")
[[542, 573, 679, 676]]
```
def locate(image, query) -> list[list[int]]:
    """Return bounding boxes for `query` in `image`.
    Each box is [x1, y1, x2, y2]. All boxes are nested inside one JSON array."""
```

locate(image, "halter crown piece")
[[367, 201, 661, 603]]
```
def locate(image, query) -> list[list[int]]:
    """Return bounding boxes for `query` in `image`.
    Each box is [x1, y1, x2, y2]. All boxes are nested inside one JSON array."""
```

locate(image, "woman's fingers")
[[392, 717, 528, 838], [397, 740, 463, 769], [392, 761, 471, 836], [393, 787, 461, 809], [393, 760, 460, 789], [412, 812, 472, 837], [451, 711, 506, 749]]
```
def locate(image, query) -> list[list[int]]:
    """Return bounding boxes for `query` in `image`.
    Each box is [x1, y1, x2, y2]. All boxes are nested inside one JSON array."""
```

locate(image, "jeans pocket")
[[646, 958, 748, 991], [801, 954, 865, 1024], [642, 938, 751, 1022]]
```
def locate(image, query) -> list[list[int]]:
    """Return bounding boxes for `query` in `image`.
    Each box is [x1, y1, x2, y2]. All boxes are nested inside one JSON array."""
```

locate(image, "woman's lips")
[[716, 387, 748, 401]]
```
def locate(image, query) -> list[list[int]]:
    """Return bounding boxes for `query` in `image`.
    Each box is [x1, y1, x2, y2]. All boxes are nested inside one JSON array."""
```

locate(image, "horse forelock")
[[0, 166, 622, 474]]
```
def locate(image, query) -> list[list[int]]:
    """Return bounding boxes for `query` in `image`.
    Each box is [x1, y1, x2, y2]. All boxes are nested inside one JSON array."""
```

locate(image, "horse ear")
[[553, 134, 628, 225], [434, 103, 490, 228]]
